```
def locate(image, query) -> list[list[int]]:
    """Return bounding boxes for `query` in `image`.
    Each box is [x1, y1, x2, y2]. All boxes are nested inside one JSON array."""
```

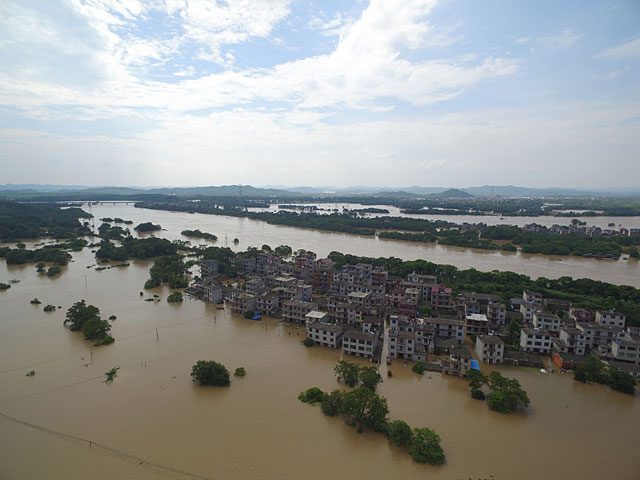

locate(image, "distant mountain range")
[[1, 183, 639, 199]]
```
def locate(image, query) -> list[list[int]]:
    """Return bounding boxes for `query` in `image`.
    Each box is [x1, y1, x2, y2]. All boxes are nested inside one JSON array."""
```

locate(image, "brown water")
[[87, 203, 640, 287], [0, 212, 639, 479], [249, 202, 640, 228]]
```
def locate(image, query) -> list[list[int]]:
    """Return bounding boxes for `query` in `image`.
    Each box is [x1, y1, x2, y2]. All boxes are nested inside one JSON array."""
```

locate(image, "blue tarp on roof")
[[470, 359, 480, 370], [251, 315, 261, 320]]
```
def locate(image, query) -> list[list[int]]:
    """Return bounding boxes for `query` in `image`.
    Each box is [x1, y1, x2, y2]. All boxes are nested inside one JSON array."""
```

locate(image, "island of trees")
[[134, 222, 161, 232], [181, 229, 218, 241], [299, 360, 445, 465], [63, 300, 115, 345]]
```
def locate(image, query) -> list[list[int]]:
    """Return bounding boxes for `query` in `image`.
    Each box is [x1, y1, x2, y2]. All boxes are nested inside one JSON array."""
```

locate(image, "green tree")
[[81, 317, 111, 340], [167, 291, 184, 303], [466, 370, 488, 400], [574, 356, 610, 384], [234, 367, 246, 377], [485, 372, 530, 413], [387, 420, 413, 448], [334, 360, 361, 387], [341, 387, 389, 433], [320, 390, 344, 416], [64, 300, 101, 331], [609, 368, 636, 395], [359, 366, 382, 391], [191, 360, 230, 386], [410, 428, 446, 465], [412, 361, 425, 375], [298, 387, 325, 404]]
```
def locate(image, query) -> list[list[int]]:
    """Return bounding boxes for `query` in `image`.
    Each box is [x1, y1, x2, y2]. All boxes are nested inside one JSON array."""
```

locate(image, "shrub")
[[412, 361, 425, 374], [320, 390, 344, 416], [234, 367, 246, 377], [387, 420, 413, 448], [298, 387, 325, 404], [302, 337, 314, 347], [43, 304, 56, 312], [100, 335, 115, 346], [410, 428, 445, 465], [167, 291, 184, 303]]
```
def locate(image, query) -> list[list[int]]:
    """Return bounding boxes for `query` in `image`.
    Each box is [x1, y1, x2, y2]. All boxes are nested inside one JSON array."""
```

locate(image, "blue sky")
[[0, 0, 639, 187]]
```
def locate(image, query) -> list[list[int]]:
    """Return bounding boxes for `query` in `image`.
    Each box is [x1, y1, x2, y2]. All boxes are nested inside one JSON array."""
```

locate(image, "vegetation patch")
[[191, 360, 230, 386]]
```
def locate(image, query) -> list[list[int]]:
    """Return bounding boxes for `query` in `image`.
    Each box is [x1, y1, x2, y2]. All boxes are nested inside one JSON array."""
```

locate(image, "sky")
[[0, 0, 639, 188]]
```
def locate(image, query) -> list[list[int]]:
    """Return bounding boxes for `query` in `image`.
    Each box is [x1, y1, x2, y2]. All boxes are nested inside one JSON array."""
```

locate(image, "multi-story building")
[[342, 330, 378, 358], [424, 317, 465, 344], [203, 284, 223, 304], [200, 259, 218, 277], [388, 330, 425, 361], [610, 339, 640, 365], [255, 293, 280, 315], [577, 323, 624, 355], [520, 302, 538, 322], [475, 335, 505, 364], [465, 313, 489, 336], [520, 328, 552, 354], [306, 321, 343, 348], [441, 345, 472, 377], [569, 307, 592, 323], [487, 303, 506, 325], [533, 312, 561, 334], [553, 327, 587, 355], [523, 290, 543, 305], [282, 300, 318, 323], [312, 258, 334, 292], [230, 293, 256, 315], [595, 310, 626, 328]]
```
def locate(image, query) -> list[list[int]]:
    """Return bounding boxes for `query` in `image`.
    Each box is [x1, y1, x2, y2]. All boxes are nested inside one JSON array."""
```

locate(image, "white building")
[[475, 335, 505, 364], [533, 312, 561, 334], [306, 321, 344, 348], [595, 310, 626, 329], [342, 330, 378, 358], [520, 328, 552, 354]]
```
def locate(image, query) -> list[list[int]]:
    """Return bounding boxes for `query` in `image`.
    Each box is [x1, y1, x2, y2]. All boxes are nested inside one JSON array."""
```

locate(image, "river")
[[85, 203, 640, 287], [248, 202, 640, 229], [0, 236, 639, 479]]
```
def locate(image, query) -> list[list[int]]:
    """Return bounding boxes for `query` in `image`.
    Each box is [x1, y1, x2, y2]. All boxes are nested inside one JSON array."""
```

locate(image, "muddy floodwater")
[[0, 206, 639, 479]]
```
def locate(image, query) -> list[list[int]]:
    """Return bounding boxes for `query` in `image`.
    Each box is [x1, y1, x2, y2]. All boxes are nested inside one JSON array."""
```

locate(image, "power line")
[[0, 412, 215, 480]]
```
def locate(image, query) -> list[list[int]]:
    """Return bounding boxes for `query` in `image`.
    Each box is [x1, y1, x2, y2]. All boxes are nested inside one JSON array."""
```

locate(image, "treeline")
[[144, 255, 188, 289], [95, 237, 179, 261], [0, 240, 87, 265], [135, 201, 453, 236], [326, 251, 640, 326], [0, 201, 92, 240]]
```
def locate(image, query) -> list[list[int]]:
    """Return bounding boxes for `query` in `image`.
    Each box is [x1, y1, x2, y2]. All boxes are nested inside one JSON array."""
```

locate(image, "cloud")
[[0, 0, 518, 116], [513, 37, 530, 45], [594, 37, 640, 61], [539, 29, 582, 49]]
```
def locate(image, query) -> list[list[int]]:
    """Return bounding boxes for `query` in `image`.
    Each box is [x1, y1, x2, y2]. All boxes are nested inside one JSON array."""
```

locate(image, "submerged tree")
[[191, 360, 230, 387]]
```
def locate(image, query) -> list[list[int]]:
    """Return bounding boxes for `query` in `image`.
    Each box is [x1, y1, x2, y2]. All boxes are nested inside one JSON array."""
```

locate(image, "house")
[[388, 331, 426, 361], [465, 313, 489, 336], [342, 329, 378, 358], [230, 293, 256, 315], [520, 328, 552, 354], [577, 323, 624, 355], [610, 338, 640, 365], [487, 303, 506, 325], [441, 345, 472, 377], [554, 327, 586, 355], [552, 352, 587, 370], [282, 300, 318, 324], [475, 335, 504, 364], [595, 310, 626, 329], [203, 284, 223, 304], [523, 290, 543, 305], [305, 310, 329, 324], [255, 293, 280, 315], [519, 302, 538, 322], [569, 307, 592, 323], [200, 259, 218, 277], [306, 321, 344, 348], [533, 312, 561, 334], [424, 317, 465, 344]]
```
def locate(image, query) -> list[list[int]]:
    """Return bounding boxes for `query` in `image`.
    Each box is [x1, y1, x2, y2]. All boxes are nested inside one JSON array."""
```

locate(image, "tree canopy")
[[191, 360, 230, 386]]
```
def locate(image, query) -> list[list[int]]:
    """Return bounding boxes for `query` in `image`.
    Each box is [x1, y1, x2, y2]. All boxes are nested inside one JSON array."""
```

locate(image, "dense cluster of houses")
[[187, 251, 640, 379], [521, 222, 640, 238]]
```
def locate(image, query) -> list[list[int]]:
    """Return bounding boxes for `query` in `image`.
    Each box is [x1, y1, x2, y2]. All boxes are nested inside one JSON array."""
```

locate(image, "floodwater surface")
[[0, 206, 638, 479]]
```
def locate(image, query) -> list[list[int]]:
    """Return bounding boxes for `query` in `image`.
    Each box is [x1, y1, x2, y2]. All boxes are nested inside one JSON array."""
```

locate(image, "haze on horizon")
[[1, 0, 639, 188]]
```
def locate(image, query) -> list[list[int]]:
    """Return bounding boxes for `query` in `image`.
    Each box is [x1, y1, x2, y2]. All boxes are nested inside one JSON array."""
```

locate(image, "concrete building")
[[230, 293, 256, 315], [388, 331, 426, 361], [282, 300, 318, 324], [342, 330, 378, 358], [520, 328, 552, 354], [487, 303, 506, 325], [306, 321, 344, 348], [424, 317, 465, 344], [520, 302, 538, 322], [533, 312, 561, 334], [203, 284, 223, 304], [465, 313, 489, 336], [200, 259, 218, 277], [523, 290, 543, 305], [441, 345, 472, 377], [475, 335, 505, 364], [595, 310, 626, 329]]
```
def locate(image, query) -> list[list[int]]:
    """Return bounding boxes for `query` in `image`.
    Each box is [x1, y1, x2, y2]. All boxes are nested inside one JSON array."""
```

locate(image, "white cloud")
[[513, 36, 530, 45], [539, 29, 582, 49], [0, 0, 518, 116], [594, 37, 640, 61]]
